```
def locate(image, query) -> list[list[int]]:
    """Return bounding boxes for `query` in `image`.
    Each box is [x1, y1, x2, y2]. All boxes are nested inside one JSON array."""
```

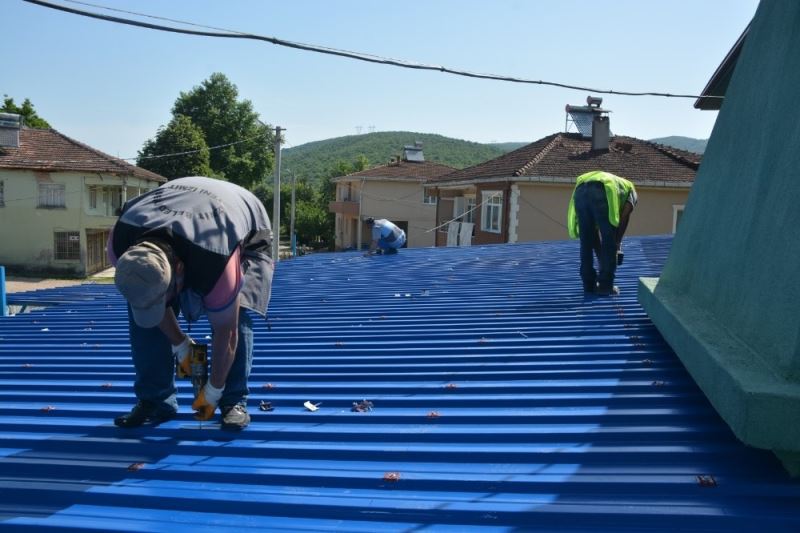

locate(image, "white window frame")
[[672, 204, 685, 234], [480, 191, 503, 233], [107, 186, 122, 211], [422, 188, 436, 205], [89, 186, 98, 209], [464, 196, 476, 224], [38, 183, 66, 208]]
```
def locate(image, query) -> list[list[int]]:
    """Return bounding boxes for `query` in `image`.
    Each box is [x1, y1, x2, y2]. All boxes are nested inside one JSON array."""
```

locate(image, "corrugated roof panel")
[[1, 235, 799, 531]]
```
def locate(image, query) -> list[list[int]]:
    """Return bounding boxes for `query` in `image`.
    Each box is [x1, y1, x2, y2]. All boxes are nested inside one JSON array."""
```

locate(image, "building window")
[[464, 196, 476, 223], [0, 180, 4, 207], [38, 183, 66, 208], [672, 205, 685, 233], [453, 195, 476, 223], [423, 188, 436, 205], [110, 186, 122, 211], [89, 186, 98, 209], [54, 231, 81, 260], [480, 191, 503, 233]]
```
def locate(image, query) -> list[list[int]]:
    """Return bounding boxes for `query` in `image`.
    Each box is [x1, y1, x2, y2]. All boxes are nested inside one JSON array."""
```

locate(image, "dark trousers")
[[573, 182, 617, 291]]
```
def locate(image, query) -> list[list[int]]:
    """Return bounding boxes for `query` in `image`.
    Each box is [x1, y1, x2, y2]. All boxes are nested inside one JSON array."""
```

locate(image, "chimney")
[[592, 115, 610, 151], [0, 113, 22, 148]]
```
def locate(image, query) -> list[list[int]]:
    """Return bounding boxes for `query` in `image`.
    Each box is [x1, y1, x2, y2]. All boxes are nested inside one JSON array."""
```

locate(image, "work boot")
[[596, 285, 620, 296], [114, 400, 176, 428], [221, 404, 250, 430]]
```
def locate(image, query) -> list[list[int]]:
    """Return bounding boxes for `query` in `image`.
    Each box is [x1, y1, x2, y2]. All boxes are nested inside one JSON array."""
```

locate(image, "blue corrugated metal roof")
[[1, 235, 798, 531]]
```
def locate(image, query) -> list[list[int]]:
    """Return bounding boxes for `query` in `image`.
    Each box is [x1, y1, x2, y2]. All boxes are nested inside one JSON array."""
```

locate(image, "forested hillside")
[[649, 136, 707, 154], [282, 131, 515, 181]]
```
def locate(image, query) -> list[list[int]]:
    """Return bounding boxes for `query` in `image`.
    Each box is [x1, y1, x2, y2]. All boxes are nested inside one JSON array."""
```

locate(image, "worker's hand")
[[172, 335, 195, 378], [192, 382, 224, 421]]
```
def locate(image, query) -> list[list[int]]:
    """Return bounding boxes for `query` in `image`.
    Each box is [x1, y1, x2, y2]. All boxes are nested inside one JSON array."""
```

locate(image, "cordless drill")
[[177, 342, 208, 396]]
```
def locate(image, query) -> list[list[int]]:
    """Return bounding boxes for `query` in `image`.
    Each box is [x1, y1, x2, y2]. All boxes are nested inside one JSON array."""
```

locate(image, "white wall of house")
[[0, 169, 159, 276], [334, 178, 437, 249]]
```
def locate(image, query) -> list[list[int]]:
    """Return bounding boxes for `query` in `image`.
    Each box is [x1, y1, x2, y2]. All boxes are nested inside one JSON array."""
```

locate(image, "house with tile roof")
[[328, 142, 455, 250], [0, 115, 166, 276], [427, 117, 701, 247]]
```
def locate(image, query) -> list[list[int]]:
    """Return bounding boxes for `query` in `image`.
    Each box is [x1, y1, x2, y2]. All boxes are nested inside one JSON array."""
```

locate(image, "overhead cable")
[[24, 0, 721, 100]]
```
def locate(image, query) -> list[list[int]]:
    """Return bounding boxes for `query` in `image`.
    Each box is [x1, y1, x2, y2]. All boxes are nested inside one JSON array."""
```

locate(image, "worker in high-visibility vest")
[[567, 171, 638, 296]]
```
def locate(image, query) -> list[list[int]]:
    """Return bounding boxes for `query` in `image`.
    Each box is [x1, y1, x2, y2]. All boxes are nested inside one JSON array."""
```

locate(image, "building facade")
[[429, 131, 700, 247], [0, 118, 165, 277], [329, 144, 454, 250]]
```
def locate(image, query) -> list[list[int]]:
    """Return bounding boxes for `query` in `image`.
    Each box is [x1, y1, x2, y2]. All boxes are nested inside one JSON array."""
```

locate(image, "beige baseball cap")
[[114, 241, 172, 328]]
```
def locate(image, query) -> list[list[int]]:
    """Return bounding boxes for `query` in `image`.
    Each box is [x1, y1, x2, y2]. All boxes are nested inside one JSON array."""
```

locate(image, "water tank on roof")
[[0, 113, 22, 148]]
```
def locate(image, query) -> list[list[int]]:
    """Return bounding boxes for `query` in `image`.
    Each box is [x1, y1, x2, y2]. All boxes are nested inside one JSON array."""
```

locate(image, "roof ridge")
[[638, 138, 701, 170], [514, 133, 561, 176]]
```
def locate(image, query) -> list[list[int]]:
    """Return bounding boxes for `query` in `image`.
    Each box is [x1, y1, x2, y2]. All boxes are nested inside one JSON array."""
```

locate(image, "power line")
[[24, 0, 722, 100]]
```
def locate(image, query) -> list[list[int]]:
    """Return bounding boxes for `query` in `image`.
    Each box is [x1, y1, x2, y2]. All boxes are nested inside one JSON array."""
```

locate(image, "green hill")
[[649, 136, 707, 154], [488, 141, 527, 152], [282, 131, 516, 181]]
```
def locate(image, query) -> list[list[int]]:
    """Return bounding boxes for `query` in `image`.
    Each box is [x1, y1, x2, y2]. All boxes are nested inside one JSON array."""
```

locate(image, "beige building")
[[329, 144, 454, 250], [428, 122, 700, 246], [0, 115, 165, 277]]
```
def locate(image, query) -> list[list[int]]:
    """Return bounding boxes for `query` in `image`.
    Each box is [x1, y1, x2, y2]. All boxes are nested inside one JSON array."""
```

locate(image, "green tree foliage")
[[137, 115, 213, 180], [294, 199, 330, 248], [1, 95, 50, 129], [171, 73, 274, 188], [282, 131, 513, 183]]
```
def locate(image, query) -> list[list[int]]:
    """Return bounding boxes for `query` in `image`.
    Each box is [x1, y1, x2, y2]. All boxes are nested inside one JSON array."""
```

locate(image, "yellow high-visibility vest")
[[567, 171, 637, 238]]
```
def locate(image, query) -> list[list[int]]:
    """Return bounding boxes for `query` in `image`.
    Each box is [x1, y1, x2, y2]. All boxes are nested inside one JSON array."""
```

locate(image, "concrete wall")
[[639, 0, 800, 474]]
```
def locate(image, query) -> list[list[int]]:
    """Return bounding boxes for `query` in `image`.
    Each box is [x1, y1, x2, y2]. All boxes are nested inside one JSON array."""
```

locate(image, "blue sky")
[[5, 0, 758, 160]]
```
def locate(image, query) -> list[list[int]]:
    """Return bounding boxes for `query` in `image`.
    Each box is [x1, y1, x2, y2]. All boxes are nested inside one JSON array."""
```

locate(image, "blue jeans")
[[127, 303, 254, 413], [573, 182, 617, 291]]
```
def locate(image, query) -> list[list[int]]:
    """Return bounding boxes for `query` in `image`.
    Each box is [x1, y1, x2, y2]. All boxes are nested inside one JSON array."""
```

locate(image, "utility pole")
[[290, 171, 297, 257], [356, 178, 365, 250], [272, 126, 283, 263]]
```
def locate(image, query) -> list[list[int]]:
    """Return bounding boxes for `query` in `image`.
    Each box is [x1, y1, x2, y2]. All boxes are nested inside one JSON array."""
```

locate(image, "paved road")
[[3, 267, 115, 294]]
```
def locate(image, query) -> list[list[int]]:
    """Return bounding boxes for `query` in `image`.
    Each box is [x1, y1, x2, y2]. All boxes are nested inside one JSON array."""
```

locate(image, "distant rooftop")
[[0, 127, 165, 182], [431, 133, 700, 185]]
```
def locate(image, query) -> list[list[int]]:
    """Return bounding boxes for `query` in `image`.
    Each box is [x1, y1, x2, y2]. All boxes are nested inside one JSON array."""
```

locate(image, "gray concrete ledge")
[[639, 277, 800, 475]]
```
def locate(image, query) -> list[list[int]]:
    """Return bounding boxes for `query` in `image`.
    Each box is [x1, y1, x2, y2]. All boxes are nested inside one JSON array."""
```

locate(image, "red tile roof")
[[340, 160, 455, 180], [429, 133, 700, 184], [0, 128, 166, 182]]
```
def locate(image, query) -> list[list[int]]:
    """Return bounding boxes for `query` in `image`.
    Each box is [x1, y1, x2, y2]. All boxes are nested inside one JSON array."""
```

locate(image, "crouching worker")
[[108, 176, 273, 430], [567, 170, 637, 296], [364, 217, 406, 255]]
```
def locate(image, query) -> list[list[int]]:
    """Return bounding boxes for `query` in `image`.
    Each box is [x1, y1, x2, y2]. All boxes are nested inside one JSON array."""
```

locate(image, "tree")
[[2, 95, 50, 128], [137, 115, 213, 180], [171, 73, 274, 189], [294, 200, 330, 248]]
